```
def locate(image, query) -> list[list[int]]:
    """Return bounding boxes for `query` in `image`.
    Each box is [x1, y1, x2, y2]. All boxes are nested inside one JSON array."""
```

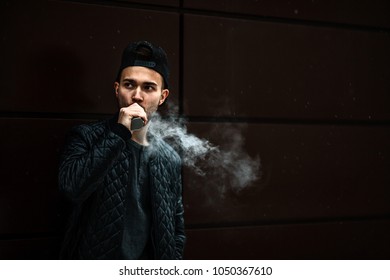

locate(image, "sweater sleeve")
[[58, 122, 129, 203]]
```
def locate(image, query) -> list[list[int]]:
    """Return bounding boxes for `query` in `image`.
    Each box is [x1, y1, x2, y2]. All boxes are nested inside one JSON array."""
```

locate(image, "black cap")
[[116, 41, 170, 89]]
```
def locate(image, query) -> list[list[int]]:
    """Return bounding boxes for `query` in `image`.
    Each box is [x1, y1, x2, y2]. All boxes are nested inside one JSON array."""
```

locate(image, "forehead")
[[120, 66, 163, 85]]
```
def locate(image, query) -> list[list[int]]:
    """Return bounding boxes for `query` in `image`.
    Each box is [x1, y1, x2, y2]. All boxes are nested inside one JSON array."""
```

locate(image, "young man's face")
[[114, 66, 169, 118]]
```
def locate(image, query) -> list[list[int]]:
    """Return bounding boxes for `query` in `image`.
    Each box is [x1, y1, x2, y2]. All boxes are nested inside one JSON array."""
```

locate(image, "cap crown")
[[116, 41, 170, 89]]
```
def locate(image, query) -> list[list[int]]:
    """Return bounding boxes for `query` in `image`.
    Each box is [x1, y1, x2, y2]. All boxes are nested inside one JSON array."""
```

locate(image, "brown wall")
[[1, 0, 389, 259]]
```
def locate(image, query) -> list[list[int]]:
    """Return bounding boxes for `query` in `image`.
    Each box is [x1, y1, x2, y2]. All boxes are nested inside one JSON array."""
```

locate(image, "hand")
[[117, 103, 148, 131]]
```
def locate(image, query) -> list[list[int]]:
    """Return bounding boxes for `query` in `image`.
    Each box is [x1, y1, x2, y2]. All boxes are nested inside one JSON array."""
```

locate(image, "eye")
[[144, 84, 157, 91], [123, 81, 134, 89]]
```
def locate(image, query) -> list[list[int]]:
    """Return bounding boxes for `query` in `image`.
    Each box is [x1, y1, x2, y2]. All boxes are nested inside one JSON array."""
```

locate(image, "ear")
[[159, 89, 170, 106], [114, 82, 120, 98]]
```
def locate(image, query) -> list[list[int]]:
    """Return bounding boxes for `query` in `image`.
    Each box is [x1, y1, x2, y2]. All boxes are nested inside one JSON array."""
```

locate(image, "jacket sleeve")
[[59, 122, 130, 203], [174, 164, 186, 259]]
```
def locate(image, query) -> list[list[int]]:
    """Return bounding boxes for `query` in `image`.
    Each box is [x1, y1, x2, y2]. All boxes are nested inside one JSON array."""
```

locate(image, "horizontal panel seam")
[[1, 112, 390, 127], [185, 215, 390, 231], [62, 0, 390, 33]]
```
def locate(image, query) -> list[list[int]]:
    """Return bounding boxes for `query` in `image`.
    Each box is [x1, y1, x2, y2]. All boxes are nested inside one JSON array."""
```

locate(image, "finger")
[[129, 103, 148, 123]]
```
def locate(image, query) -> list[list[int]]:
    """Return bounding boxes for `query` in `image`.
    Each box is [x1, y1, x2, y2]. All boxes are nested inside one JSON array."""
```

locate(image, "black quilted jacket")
[[59, 115, 185, 259]]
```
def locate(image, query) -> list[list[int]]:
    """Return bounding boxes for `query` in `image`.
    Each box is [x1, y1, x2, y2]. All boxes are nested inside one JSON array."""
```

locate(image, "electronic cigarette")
[[131, 117, 145, 131]]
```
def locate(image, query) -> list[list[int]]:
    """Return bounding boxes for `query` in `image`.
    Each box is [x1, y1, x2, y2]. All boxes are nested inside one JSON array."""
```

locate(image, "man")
[[59, 41, 185, 259]]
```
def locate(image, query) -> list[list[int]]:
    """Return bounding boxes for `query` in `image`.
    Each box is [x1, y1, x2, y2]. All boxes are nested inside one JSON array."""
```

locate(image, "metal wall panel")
[[0, 238, 60, 260], [185, 220, 390, 259], [183, 15, 390, 121], [121, 0, 179, 7], [0, 0, 180, 115], [0, 118, 87, 235], [183, 123, 390, 226], [184, 0, 390, 28]]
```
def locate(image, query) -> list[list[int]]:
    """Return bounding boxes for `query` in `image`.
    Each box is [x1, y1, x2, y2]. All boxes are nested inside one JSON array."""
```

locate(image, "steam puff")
[[149, 112, 260, 193], [207, 127, 261, 193]]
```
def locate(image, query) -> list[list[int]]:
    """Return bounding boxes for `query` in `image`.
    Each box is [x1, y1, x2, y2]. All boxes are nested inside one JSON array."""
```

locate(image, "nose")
[[132, 87, 143, 102]]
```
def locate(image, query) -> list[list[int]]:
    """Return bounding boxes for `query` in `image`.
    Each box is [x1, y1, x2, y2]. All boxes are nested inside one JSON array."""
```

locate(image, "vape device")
[[131, 117, 145, 131]]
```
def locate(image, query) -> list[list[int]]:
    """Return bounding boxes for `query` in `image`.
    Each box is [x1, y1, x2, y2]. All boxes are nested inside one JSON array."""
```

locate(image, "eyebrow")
[[122, 78, 158, 87]]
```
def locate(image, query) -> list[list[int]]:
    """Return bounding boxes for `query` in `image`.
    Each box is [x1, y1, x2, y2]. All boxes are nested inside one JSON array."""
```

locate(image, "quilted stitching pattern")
[[59, 118, 185, 259], [149, 139, 185, 259]]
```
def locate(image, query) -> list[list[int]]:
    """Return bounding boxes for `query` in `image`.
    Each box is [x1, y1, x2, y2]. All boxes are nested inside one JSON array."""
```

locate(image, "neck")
[[131, 123, 150, 146]]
